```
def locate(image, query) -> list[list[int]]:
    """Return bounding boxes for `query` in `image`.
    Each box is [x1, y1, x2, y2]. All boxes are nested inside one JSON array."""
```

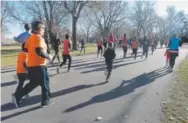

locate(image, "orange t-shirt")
[[97, 40, 103, 46], [17, 52, 27, 73], [132, 40, 138, 49], [24, 34, 47, 67], [63, 40, 71, 55]]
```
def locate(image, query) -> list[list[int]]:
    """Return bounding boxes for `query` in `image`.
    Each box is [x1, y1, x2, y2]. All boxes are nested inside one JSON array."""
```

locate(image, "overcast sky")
[[4, 0, 188, 38]]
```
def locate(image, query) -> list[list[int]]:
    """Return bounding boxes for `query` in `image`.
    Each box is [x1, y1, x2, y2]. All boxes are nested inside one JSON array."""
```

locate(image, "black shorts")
[[132, 48, 137, 54], [98, 46, 103, 50]]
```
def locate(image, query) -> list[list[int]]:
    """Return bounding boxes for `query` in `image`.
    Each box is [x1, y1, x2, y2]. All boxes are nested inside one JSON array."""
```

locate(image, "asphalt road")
[[1, 46, 188, 123]]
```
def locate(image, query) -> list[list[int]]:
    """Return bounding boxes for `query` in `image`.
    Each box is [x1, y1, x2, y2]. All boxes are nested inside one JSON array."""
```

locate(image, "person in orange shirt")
[[12, 21, 52, 108], [57, 34, 72, 73], [122, 33, 128, 58], [131, 37, 139, 59], [97, 39, 103, 57], [14, 43, 29, 99]]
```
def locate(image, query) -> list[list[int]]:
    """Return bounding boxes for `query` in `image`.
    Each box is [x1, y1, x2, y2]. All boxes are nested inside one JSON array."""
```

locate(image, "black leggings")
[[15, 73, 28, 94], [132, 48, 138, 59], [97, 46, 103, 56], [106, 60, 113, 79], [169, 52, 178, 68], [123, 47, 128, 58], [60, 54, 72, 70], [52, 47, 60, 63]]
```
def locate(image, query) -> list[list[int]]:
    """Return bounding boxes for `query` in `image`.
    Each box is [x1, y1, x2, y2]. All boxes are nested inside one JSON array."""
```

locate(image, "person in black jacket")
[[51, 33, 60, 65], [141, 36, 150, 59], [103, 42, 116, 82]]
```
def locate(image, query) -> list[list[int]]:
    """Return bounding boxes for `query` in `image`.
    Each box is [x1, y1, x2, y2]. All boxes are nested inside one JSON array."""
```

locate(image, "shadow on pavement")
[[1, 81, 17, 87], [81, 59, 144, 74], [1, 106, 41, 121], [1, 69, 16, 73], [1, 81, 108, 120], [64, 67, 171, 113]]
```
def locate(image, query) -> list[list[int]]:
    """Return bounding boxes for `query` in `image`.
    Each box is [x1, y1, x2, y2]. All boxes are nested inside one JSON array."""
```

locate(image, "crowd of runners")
[[12, 20, 182, 108]]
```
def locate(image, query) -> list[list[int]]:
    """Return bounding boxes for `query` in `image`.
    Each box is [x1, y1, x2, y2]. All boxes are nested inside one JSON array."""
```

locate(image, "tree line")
[[1, 1, 188, 49]]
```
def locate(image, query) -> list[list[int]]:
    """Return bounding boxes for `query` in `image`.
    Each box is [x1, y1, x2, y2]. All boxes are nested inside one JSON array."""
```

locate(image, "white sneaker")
[[23, 94, 30, 99], [12, 94, 19, 108]]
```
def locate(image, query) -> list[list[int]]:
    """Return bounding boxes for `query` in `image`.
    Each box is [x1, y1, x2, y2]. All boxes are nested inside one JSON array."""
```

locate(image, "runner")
[[168, 34, 182, 71], [80, 39, 85, 54], [14, 23, 32, 44], [12, 20, 52, 108], [103, 37, 107, 50], [164, 48, 170, 67], [57, 34, 72, 73], [14, 43, 29, 99], [97, 39, 103, 57], [103, 42, 116, 82], [51, 33, 60, 65], [141, 36, 149, 59], [150, 37, 155, 55], [131, 37, 139, 60], [122, 33, 128, 58]]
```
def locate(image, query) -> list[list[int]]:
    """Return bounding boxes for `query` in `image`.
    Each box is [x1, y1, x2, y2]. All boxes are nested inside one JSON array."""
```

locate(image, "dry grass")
[[1, 44, 97, 67], [162, 59, 188, 123]]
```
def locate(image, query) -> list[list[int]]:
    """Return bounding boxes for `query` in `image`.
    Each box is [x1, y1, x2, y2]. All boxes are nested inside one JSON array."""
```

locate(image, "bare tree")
[[155, 16, 168, 40], [130, 1, 156, 38], [64, 1, 89, 50], [88, 1, 128, 40], [166, 6, 177, 35], [23, 1, 68, 45], [1, 1, 9, 33], [78, 10, 95, 43]]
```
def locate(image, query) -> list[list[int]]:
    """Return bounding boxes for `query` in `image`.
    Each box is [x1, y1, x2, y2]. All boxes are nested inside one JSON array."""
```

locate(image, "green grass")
[[162, 59, 188, 123], [1, 44, 97, 67]]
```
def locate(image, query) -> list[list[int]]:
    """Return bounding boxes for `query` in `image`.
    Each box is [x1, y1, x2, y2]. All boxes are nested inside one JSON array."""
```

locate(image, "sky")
[[4, 0, 188, 39]]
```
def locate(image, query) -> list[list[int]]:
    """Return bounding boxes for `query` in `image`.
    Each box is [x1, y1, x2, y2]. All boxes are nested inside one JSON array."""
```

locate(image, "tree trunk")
[[72, 16, 78, 50]]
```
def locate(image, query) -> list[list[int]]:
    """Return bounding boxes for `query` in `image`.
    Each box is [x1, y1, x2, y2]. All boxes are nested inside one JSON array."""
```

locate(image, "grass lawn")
[[162, 59, 188, 123], [1, 43, 97, 67]]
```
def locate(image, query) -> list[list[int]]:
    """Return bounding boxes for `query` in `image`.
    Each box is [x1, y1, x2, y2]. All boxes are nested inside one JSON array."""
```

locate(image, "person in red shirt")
[[164, 48, 170, 67], [131, 37, 139, 59], [97, 39, 103, 57], [122, 33, 128, 58], [57, 34, 72, 73]]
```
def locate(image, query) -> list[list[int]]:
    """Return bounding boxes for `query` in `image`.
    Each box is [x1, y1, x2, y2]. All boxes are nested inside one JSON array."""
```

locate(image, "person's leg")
[[40, 66, 50, 106], [15, 73, 25, 94], [97, 46, 100, 57], [132, 49, 134, 56], [52, 52, 57, 64], [56, 48, 60, 63], [67, 55, 72, 72], [123, 47, 125, 58], [106, 61, 112, 81], [45, 67, 51, 98], [80, 47, 82, 53], [145, 48, 148, 59], [60, 54, 67, 67], [134, 48, 137, 59], [101, 47, 103, 56], [169, 52, 175, 68], [171, 53, 177, 69], [14, 68, 39, 105]]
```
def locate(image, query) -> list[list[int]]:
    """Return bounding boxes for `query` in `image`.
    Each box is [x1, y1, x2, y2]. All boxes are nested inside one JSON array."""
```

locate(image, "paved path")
[[1, 46, 188, 123]]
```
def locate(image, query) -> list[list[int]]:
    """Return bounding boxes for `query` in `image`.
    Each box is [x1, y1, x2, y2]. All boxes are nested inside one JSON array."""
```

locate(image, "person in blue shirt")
[[14, 24, 31, 44], [168, 34, 182, 71]]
